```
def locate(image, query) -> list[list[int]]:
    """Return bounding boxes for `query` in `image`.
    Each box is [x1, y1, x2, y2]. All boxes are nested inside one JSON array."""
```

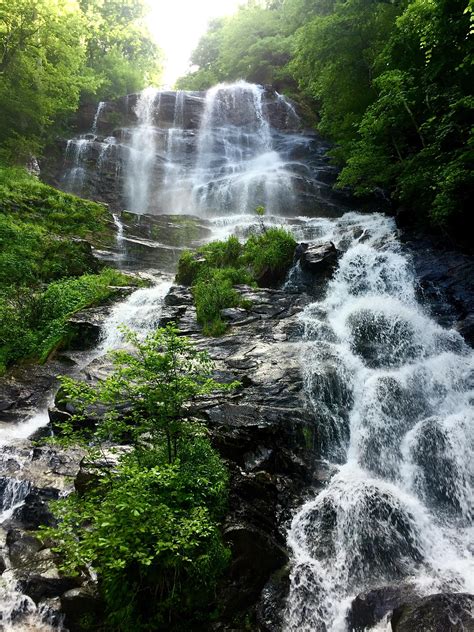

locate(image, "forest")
[[0, 1, 473, 631]]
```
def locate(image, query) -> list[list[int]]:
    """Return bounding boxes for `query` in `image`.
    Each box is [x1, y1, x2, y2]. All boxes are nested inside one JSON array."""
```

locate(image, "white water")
[[98, 279, 172, 352], [125, 87, 160, 214], [174, 82, 296, 216], [284, 212, 474, 631], [91, 101, 105, 135]]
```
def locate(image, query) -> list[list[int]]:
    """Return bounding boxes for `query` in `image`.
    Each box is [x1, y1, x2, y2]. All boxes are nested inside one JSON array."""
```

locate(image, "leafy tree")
[[57, 324, 237, 462], [43, 326, 233, 629], [80, 0, 163, 101], [0, 0, 90, 160], [0, 0, 162, 161]]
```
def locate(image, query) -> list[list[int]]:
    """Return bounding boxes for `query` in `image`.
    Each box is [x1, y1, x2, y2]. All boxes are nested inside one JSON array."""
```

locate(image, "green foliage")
[[56, 325, 237, 459], [80, 0, 163, 101], [176, 228, 296, 335], [176, 5, 294, 90], [193, 269, 247, 336], [0, 166, 126, 371], [242, 227, 297, 279], [0, 269, 138, 371], [0, 166, 108, 237], [43, 327, 232, 630]]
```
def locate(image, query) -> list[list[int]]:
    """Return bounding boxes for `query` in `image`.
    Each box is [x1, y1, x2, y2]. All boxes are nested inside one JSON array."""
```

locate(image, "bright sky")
[[146, 0, 243, 88]]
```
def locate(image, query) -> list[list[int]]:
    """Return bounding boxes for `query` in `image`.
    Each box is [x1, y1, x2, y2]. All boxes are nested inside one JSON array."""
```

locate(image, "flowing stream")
[[0, 83, 472, 630]]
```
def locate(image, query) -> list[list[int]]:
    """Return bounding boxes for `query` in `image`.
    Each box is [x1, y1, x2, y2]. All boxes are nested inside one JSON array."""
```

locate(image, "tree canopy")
[[178, 0, 473, 244], [0, 0, 162, 162]]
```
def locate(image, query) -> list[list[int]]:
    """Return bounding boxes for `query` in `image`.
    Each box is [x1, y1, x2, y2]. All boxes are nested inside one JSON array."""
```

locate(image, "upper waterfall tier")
[[48, 82, 347, 217]]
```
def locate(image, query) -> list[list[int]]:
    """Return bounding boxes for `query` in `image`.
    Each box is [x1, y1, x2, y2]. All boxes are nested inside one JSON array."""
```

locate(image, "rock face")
[[402, 231, 474, 346], [41, 86, 348, 218], [157, 283, 330, 626], [0, 444, 84, 629]]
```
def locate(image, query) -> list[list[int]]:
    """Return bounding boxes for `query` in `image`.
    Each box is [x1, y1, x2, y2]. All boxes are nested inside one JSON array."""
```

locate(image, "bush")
[[242, 227, 297, 280], [0, 269, 139, 371], [176, 229, 296, 336]]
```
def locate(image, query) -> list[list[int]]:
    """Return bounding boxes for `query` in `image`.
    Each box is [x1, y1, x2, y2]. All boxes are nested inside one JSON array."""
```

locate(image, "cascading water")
[[190, 82, 295, 215], [58, 82, 338, 217], [284, 212, 474, 631], [125, 87, 160, 214], [61, 101, 119, 196]]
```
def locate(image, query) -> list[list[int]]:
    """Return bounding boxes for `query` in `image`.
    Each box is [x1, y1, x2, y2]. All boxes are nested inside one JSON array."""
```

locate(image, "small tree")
[[58, 324, 237, 463], [255, 205, 267, 233]]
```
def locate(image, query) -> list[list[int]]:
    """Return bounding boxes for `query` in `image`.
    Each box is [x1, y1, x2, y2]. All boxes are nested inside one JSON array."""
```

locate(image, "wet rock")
[[61, 584, 102, 631], [401, 232, 474, 345], [257, 566, 291, 632], [391, 592, 474, 631], [164, 284, 194, 306], [37, 597, 64, 628], [13, 488, 58, 529], [297, 242, 339, 274], [347, 584, 418, 631], [7, 530, 42, 568], [67, 305, 113, 350], [19, 570, 79, 604], [220, 523, 288, 615], [455, 313, 474, 346]]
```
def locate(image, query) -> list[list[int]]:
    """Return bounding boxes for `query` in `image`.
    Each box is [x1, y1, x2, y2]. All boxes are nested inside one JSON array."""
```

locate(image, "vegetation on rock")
[[0, 167, 139, 372], [176, 228, 297, 335]]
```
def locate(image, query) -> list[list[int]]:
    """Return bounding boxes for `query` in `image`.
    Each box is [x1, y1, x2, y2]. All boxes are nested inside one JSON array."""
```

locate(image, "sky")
[[146, 0, 243, 87]]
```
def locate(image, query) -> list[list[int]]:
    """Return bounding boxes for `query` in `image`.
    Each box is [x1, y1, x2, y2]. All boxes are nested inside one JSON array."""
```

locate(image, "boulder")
[[61, 584, 103, 631], [297, 242, 339, 274], [7, 530, 42, 569], [12, 488, 58, 529], [19, 571, 79, 604], [391, 592, 474, 631], [67, 305, 113, 350], [347, 584, 418, 631]]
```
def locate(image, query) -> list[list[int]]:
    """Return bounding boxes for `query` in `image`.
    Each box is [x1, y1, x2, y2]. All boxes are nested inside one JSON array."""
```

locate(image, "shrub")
[[242, 227, 297, 280], [176, 228, 296, 336], [0, 269, 139, 371]]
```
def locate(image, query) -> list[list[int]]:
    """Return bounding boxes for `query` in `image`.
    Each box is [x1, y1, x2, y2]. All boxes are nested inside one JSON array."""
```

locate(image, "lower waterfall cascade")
[[284, 213, 474, 631], [0, 82, 472, 630]]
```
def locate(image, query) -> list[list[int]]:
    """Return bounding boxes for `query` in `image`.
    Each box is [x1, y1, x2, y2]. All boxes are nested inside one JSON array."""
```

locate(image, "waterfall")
[[98, 279, 172, 352], [125, 87, 160, 214], [61, 138, 88, 193], [130, 82, 299, 216], [62, 101, 117, 195], [92, 101, 105, 134], [58, 82, 336, 218], [284, 213, 474, 631]]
